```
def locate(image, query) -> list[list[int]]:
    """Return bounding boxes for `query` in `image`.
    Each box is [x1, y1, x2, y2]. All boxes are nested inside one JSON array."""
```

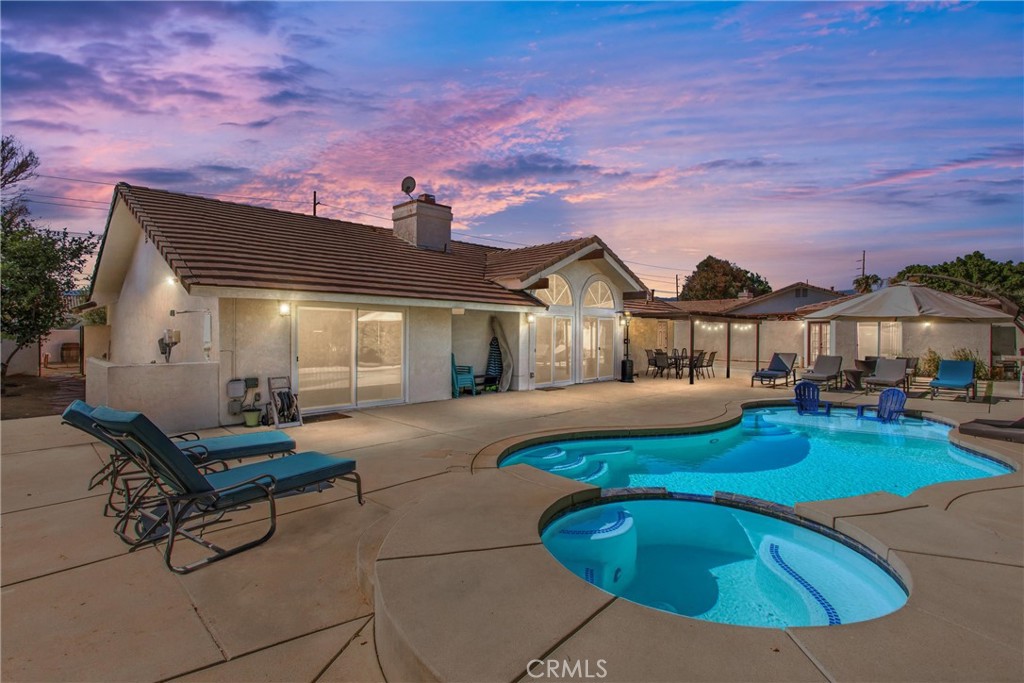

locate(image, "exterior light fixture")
[[527, 313, 536, 323], [279, 302, 291, 316], [166, 276, 177, 285]]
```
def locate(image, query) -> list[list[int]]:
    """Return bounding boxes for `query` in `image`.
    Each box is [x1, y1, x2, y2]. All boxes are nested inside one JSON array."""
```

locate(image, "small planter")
[[242, 409, 262, 428]]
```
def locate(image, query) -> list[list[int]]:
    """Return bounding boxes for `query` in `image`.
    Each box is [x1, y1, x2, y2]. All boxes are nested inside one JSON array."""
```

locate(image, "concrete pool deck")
[[2, 371, 1022, 682]]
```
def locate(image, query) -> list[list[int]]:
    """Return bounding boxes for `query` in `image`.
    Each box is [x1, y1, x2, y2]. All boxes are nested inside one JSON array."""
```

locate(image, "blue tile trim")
[[769, 542, 841, 625], [584, 567, 595, 585]]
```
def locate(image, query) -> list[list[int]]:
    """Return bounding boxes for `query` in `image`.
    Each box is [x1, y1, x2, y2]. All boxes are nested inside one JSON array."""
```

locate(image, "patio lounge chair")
[[791, 381, 832, 416], [958, 416, 1024, 444], [451, 354, 476, 397], [800, 355, 843, 391], [62, 400, 296, 517], [857, 388, 907, 423], [751, 353, 798, 388], [930, 360, 977, 402], [864, 359, 909, 393], [89, 406, 363, 574]]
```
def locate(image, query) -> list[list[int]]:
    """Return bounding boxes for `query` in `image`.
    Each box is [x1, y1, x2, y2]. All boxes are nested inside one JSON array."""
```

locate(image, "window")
[[583, 280, 614, 309], [857, 321, 902, 357], [535, 274, 572, 307]]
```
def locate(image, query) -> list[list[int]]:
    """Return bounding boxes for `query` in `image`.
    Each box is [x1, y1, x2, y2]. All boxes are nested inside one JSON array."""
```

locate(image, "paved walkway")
[[1, 372, 1021, 682]]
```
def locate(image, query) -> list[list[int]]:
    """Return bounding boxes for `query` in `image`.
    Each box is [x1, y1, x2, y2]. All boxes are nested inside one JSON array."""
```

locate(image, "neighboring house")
[[84, 184, 645, 430]]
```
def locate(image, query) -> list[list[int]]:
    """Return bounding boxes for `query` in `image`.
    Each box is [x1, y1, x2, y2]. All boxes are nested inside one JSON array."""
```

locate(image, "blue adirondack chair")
[[791, 380, 832, 416], [857, 388, 907, 423]]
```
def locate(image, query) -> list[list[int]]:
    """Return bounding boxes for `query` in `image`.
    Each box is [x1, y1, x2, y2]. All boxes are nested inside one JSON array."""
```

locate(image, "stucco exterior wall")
[[218, 298, 293, 425], [452, 311, 493, 374], [903, 322, 991, 363], [83, 325, 112, 367], [87, 358, 220, 431], [757, 321, 806, 369], [1, 340, 39, 377], [108, 237, 218, 366], [40, 330, 81, 366], [408, 307, 452, 404]]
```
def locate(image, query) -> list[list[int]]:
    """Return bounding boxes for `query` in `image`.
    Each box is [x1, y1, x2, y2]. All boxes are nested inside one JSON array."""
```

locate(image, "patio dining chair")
[[653, 351, 671, 379], [857, 388, 906, 423], [644, 349, 657, 377], [89, 406, 363, 574], [451, 354, 476, 397], [791, 381, 832, 416], [930, 360, 977, 402], [699, 350, 717, 378]]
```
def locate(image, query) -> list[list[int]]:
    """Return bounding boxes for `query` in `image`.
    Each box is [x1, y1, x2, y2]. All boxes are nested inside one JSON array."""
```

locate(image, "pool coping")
[[374, 399, 1024, 682]]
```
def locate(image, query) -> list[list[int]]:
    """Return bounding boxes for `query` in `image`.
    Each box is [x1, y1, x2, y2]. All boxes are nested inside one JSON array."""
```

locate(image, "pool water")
[[502, 408, 1011, 506], [543, 500, 909, 628]]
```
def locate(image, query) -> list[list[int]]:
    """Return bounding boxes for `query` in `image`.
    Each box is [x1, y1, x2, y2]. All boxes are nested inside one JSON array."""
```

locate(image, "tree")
[[892, 251, 1024, 304], [0, 136, 97, 387], [852, 273, 881, 293], [679, 255, 772, 300]]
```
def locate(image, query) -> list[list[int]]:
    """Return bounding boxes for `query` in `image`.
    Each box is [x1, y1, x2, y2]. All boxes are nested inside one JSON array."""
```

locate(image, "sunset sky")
[[3, 1, 1021, 294]]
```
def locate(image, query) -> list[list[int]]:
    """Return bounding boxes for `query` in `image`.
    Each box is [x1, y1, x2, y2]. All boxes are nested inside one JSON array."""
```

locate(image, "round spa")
[[542, 499, 908, 629]]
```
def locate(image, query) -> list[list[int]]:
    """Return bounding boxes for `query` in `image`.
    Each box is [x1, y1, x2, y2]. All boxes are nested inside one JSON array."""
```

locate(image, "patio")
[[2, 369, 1021, 682]]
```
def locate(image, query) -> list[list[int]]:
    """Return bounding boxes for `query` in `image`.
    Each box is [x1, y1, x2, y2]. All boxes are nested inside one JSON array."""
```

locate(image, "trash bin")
[[620, 359, 634, 383]]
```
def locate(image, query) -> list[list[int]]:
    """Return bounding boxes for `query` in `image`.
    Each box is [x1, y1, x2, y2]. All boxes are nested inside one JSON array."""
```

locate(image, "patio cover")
[[804, 283, 1014, 323]]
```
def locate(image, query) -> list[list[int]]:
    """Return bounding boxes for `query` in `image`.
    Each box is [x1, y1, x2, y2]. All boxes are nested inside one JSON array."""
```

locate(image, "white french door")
[[583, 316, 615, 381], [535, 315, 573, 385]]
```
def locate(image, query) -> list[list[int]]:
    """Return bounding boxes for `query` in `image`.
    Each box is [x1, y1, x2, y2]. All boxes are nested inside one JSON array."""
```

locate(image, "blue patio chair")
[[857, 388, 907, 423], [751, 353, 798, 388], [791, 380, 832, 416], [930, 360, 977, 402], [62, 400, 296, 520], [89, 406, 363, 574], [451, 353, 476, 397]]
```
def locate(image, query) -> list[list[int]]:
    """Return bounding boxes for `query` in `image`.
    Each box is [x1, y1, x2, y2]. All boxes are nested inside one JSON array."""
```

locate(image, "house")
[[84, 184, 645, 430]]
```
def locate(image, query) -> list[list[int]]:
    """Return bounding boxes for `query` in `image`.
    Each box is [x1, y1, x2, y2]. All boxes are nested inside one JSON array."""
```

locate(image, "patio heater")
[[620, 311, 634, 383]]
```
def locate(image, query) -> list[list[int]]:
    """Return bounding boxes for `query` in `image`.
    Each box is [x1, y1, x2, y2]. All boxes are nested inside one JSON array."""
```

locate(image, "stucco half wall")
[[86, 358, 220, 432]]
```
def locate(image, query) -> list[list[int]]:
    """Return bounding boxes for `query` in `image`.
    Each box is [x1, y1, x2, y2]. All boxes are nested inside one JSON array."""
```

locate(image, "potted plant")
[[242, 391, 262, 427]]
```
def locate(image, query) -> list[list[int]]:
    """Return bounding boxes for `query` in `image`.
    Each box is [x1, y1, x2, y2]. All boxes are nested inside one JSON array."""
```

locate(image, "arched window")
[[535, 274, 572, 306], [583, 280, 614, 309]]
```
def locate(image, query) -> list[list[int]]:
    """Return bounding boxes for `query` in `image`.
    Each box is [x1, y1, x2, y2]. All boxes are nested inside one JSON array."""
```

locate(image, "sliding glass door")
[[297, 305, 404, 411], [535, 315, 573, 385]]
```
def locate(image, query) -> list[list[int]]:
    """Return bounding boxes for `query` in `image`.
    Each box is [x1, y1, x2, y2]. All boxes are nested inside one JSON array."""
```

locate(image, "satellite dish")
[[401, 176, 416, 198]]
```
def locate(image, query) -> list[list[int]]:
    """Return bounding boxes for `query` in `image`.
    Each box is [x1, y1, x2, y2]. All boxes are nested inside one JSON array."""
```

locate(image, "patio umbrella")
[[804, 283, 1014, 323], [490, 315, 514, 391]]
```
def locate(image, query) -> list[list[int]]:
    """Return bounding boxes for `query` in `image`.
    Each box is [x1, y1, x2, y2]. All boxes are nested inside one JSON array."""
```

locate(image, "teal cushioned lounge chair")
[[89, 406, 363, 574], [930, 360, 977, 402], [62, 400, 296, 520]]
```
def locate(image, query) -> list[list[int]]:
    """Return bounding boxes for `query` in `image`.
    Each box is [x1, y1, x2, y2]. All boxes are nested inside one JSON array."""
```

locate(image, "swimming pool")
[[543, 499, 909, 628], [502, 407, 1012, 506]]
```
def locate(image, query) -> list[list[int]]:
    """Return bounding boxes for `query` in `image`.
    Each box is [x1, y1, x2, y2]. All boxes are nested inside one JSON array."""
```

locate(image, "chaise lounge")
[[957, 416, 1024, 444], [864, 359, 909, 393], [751, 353, 798, 388], [800, 355, 843, 391], [930, 360, 977, 402], [89, 406, 363, 573]]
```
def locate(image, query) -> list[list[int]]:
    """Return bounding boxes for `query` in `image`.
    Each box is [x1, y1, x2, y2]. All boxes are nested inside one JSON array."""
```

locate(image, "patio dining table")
[[669, 354, 689, 379]]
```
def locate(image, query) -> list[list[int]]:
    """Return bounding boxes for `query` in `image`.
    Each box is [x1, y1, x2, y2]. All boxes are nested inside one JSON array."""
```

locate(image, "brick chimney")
[[392, 194, 452, 252]]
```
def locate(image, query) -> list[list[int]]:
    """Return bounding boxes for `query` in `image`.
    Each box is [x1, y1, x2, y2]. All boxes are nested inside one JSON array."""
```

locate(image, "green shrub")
[[920, 347, 989, 380]]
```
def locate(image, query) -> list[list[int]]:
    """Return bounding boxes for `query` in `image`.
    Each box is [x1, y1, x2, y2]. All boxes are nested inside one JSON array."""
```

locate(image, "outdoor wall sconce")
[[279, 302, 292, 316], [526, 313, 536, 323], [158, 328, 180, 363], [166, 276, 178, 285]]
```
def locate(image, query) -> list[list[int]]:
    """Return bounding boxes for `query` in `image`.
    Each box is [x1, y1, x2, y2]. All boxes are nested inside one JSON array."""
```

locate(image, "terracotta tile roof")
[[483, 235, 646, 292], [112, 184, 543, 307], [665, 299, 744, 314], [624, 297, 682, 317]]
